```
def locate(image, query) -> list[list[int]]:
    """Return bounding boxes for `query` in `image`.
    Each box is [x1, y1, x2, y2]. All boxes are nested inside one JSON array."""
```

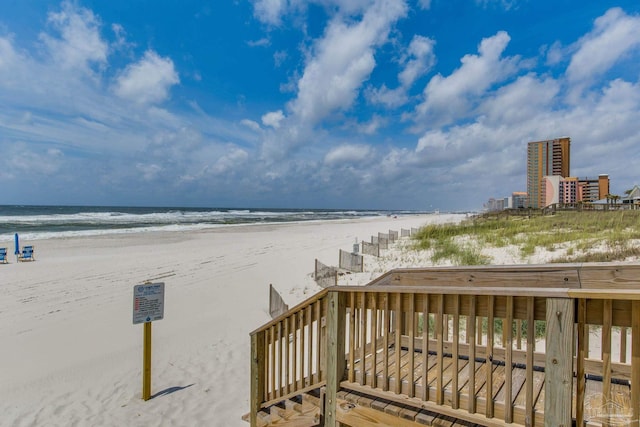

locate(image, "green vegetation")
[[429, 238, 491, 266], [413, 210, 640, 264]]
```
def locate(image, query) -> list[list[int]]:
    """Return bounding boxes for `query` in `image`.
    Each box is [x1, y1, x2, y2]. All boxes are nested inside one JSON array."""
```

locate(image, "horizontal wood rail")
[[249, 263, 640, 427]]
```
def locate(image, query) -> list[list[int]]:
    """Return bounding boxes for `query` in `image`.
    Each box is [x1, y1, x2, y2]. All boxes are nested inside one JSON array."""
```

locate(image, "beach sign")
[[133, 282, 165, 324], [133, 282, 165, 401]]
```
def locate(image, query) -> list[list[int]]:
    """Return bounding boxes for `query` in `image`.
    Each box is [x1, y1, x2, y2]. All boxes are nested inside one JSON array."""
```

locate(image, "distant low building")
[[623, 185, 640, 207], [484, 193, 527, 211], [560, 176, 579, 204], [512, 192, 528, 208], [485, 197, 505, 212]]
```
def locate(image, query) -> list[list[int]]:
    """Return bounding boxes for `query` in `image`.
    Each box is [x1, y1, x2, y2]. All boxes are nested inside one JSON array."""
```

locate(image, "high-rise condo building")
[[526, 137, 571, 208]]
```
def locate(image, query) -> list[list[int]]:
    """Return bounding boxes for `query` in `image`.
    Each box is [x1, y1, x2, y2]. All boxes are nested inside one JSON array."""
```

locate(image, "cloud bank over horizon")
[[0, 1, 639, 210]]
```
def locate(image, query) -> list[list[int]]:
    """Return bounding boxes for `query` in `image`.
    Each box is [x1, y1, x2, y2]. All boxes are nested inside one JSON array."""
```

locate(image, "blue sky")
[[1, 1, 639, 210]]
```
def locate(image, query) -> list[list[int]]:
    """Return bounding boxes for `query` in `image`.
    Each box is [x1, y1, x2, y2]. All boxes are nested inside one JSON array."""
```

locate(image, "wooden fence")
[[315, 259, 338, 288], [361, 241, 380, 257], [268, 284, 289, 318], [339, 249, 363, 273], [374, 236, 388, 250]]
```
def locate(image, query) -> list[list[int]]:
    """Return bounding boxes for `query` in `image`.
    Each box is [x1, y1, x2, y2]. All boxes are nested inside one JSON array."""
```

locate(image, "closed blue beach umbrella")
[[14, 233, 19, 256]]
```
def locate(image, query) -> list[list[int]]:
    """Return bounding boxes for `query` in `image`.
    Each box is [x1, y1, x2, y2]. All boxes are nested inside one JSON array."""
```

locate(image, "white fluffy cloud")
[[262, 110, 286, 128], [567, 8, 640, 86], [480, 74, 560, 124], [212, 147, 250, 175], [399, 35, 436, 88], [365, 84, 408, 108], [40, 1, 108, 72], [366, 34, 435, 108], [0, 3, 129, 120], [241, 119, 262, 132], [288, 0, 408, 124], [324, 144, 372, 165], [253, 0, 289, 25], [356, 114, 387, 134], [114, 51, 179, 105], [414, 31, 521, 126]]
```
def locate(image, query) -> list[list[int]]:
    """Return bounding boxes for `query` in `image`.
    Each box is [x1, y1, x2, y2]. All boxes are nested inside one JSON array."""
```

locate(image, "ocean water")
[[0, 205, 417, 241]]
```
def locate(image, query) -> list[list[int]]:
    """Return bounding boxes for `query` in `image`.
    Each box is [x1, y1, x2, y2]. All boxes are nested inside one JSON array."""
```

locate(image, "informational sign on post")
[[133, 282, 165, 401], [133, 282, 165, 324]]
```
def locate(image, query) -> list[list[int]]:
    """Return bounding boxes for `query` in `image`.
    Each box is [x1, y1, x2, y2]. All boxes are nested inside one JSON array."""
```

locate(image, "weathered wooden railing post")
[[325, 290, 346, 426], [544, 297, 574, 427], [250, 331, 265, 427]]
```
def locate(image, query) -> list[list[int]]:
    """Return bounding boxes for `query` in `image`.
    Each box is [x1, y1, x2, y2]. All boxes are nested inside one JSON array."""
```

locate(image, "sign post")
[[133, 282, 165, 401]]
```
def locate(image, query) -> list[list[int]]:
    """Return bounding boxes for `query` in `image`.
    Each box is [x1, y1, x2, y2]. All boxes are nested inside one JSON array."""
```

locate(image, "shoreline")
[[0, 213, 460, 426], [0, 213, 424, 242]]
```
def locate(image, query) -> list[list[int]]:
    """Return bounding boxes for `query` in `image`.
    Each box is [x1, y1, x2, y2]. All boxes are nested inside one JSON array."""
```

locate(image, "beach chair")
[[0, 248, 7, 263], [18, 245, 35, 262]]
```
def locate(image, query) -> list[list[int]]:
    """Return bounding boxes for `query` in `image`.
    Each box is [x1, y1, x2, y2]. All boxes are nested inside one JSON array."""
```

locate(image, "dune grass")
[[429, 238, 491, 265], [413, 210, 640, 265]]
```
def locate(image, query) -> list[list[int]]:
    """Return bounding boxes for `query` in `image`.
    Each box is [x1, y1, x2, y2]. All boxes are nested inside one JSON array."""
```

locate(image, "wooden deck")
[[248, 264, 640, 427]]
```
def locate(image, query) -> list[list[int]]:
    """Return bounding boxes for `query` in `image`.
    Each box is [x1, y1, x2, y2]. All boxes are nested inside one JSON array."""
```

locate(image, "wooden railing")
[[249, 264, 640, 427]]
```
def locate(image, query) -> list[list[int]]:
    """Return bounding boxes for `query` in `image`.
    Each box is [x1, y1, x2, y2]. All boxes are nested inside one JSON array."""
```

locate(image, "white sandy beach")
[[0, 214, 467, 427]]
